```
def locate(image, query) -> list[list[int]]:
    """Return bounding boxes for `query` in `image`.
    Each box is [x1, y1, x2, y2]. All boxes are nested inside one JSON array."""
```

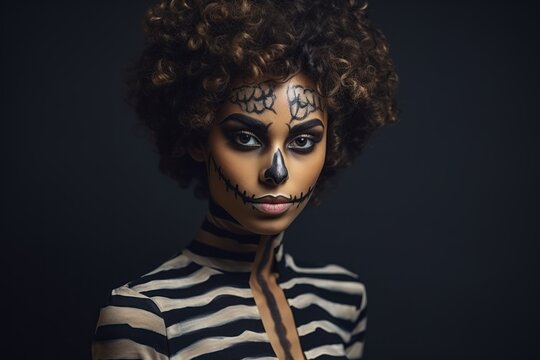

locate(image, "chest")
[[156, 274, 353, 359]]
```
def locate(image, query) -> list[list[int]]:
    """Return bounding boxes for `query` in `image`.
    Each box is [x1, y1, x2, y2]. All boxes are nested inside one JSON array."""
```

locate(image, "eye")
[[234, 131, 262, 148], [287, 135, 316, 153]]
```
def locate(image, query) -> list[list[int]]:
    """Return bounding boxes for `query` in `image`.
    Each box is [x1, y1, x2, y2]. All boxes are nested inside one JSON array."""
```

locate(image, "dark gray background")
[[3, 1, 539, 359]]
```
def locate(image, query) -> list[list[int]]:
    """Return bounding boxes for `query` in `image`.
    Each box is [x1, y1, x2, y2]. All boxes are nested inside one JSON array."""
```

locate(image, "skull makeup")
[[195, 73, 328, 235]]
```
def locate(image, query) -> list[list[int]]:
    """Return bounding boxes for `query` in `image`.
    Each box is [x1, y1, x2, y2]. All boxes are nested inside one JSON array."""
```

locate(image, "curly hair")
[[128, 0, 399, 203]]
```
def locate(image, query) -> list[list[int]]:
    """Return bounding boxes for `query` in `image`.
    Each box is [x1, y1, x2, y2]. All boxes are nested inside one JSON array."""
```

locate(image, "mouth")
[[249, 195, 293, 215], [208, 153, 315, 215], [251, 195, 290, 204]]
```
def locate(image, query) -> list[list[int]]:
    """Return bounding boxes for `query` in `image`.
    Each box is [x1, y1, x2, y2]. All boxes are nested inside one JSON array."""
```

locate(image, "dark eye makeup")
[[220, 126, 264, 150], [233, 130, 262, 148], [222, 127, 323, 154], [218, 114, 324, 154], [286, 133, 322, 153]]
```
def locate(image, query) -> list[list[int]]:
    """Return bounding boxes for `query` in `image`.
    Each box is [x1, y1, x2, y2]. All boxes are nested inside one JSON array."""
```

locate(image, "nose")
[[262, 148, 289, 185]]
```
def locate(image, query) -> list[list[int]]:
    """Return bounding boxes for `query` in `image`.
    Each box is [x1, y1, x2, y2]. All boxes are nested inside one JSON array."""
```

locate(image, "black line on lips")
[[255, 237, 293, 360], [208, 153, 314, 207]]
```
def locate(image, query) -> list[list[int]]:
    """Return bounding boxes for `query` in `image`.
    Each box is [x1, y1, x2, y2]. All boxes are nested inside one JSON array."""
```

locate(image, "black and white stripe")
[[92, 207, 367, 359]]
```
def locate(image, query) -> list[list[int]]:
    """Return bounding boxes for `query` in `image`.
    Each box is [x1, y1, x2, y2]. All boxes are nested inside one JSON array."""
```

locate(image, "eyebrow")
[[219, 113, 272, 133], [288, 119, 325, 136]]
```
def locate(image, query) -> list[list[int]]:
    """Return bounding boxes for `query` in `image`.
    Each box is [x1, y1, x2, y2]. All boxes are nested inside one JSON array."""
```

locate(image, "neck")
[[185, 199, 285, 274]]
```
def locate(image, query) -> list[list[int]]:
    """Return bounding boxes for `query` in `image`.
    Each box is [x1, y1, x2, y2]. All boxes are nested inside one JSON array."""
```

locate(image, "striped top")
[[92, 206, 367, 359]]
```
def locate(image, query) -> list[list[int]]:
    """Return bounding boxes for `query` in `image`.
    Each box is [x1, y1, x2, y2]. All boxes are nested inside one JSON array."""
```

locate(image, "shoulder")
[[97, 249, 208, 310], [92, 252, 201, 359], [92, 285, 169, 359], [281, 251, 367, 296], [280, 253, 368, 358], [95, 285, 165, 331], [122, 250, 211, 296], [280, 251, 367, 315]]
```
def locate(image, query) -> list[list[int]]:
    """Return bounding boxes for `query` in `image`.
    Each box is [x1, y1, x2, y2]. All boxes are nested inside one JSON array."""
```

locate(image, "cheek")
[[211, 149, 260, 186], [288, 146, 326, 185], [206, 134, 260, 196]]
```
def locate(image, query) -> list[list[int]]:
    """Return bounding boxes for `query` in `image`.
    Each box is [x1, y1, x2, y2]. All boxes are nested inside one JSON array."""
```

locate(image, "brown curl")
[[127, 0, 399, 203]]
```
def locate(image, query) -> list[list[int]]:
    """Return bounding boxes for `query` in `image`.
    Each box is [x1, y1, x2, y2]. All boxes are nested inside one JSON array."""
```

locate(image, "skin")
[[250, 234, 305, 360], [191, 73, 327, 359], [199, 73, 328, 235]]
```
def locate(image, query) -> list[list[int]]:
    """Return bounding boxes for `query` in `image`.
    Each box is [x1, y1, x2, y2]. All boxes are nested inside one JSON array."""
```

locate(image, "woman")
[[92, 0, 398, 359]]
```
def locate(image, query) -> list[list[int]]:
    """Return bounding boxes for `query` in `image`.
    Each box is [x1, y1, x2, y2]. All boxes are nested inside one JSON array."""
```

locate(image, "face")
[[201, 73, 327, 235]]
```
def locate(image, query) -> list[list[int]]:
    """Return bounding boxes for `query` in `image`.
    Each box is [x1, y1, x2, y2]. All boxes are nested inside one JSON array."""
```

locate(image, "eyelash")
[[290, 135, 322, 153], [229, 130, 320, 154], [233, 131, 262, 148]]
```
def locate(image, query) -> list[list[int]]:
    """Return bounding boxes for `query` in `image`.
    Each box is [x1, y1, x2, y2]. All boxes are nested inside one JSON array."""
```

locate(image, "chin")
[[240, 215, 297, 236], [210, 191, 309, 236]]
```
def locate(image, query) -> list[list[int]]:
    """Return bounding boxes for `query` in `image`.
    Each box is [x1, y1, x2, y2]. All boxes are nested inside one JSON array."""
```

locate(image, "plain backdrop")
[[2, 1, 539, 359]]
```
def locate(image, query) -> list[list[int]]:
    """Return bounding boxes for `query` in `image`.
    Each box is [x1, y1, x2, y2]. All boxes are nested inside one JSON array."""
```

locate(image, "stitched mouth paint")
[[204, 73, 327, 236], [208, 153, 314, 212]]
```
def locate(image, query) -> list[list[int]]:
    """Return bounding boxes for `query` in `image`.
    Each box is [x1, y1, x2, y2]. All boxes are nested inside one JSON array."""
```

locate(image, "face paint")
[[208, 153, 314, 212], [253, 236, 294, 359], [264, 149, 288, 185], [204, 73, 327, 235], [229, 81, 277, 114], [287, 83, 326, 122]]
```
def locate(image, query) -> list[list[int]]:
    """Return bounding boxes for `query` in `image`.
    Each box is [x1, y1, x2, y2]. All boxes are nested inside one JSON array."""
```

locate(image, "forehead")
[[218, 73, 327, 123], [229, 72, 317, 90]]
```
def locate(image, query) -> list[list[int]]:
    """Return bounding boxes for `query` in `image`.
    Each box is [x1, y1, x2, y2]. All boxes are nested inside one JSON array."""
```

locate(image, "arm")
[[92, 286, 169, 360]]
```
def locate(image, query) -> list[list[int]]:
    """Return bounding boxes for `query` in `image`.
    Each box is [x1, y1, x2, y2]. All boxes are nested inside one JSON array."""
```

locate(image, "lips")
[[251, 195, 290, 204], [251, 202, 293, 215], [250, 195, 293, 215]]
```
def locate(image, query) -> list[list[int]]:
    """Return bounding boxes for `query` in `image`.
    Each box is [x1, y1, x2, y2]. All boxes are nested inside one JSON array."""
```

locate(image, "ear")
[[188, 143, 207, 162]]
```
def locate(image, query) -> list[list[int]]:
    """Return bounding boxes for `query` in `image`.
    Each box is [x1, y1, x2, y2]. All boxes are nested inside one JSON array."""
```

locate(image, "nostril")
[[263, 149, 288, 185]]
